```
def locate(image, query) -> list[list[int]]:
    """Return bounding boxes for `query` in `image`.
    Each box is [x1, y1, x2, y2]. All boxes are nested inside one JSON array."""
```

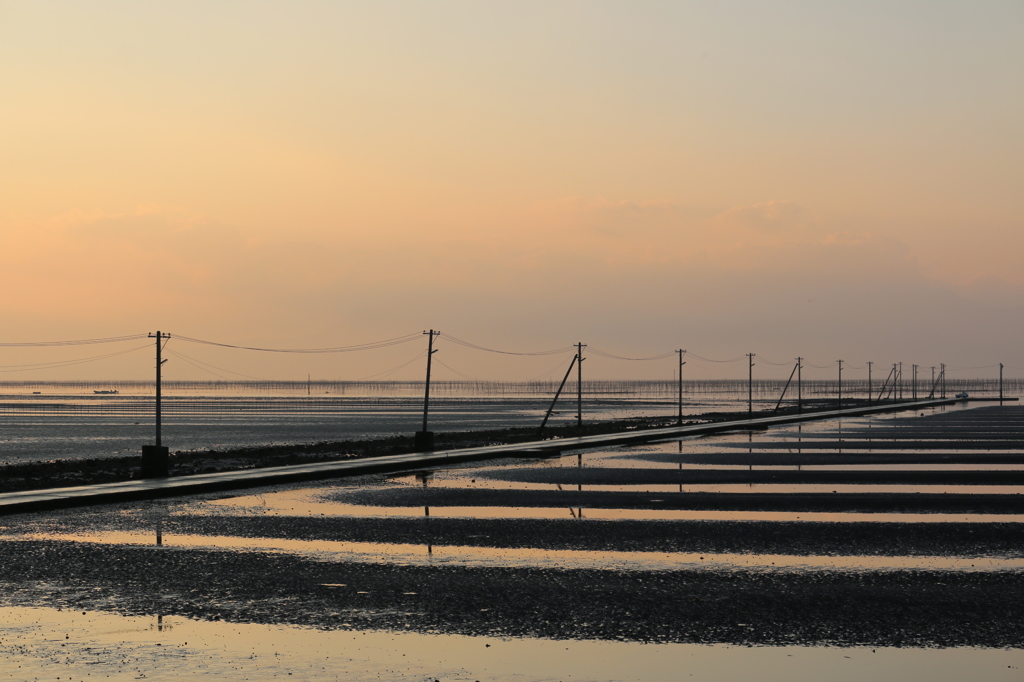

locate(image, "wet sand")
[[1, 404, 1023, 665]]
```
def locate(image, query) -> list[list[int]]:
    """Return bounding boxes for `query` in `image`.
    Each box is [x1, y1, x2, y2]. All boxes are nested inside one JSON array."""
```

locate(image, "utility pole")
[[898, 362, 903, 400], [576, 342, 586, 431], [142, 331, 170, 478], [912, 364, 918, 401], [837, 360, 843, 408], [748, 353, 755, 415], [1000, 363, 1005, 404], [941, 363, 946, 398], [796, 357, 803, 413], [677, 350, 687, 426], [930, 366, 936, 399], [416, 330, 440, 451], [867, 361, 873, 405]]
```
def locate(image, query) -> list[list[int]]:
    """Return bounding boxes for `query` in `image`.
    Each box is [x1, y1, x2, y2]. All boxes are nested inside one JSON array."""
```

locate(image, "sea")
[[0, 379, 1011, 465]]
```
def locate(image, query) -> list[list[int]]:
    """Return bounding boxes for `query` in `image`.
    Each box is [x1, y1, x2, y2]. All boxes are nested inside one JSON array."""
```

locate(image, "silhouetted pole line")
[[1001, 363, 1005, 404]]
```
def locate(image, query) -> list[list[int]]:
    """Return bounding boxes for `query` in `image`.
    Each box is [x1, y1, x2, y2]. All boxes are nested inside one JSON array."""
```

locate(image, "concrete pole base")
[[141, 445, 170, 478], [414, 431, 434, 452]]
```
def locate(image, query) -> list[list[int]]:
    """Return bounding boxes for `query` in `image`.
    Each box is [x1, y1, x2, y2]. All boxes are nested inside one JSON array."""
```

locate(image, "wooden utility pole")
[[941, 363, 946, 398], [416, 330, 440, 451], [1000, 363, 1005, 404], [677, 350, 686, 426]]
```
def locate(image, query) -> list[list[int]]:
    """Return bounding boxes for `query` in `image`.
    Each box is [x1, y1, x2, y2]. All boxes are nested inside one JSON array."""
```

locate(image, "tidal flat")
[[1, 404, 1023, 680]]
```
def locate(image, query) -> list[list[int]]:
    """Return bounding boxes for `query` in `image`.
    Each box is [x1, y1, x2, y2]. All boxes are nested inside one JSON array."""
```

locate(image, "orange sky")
[[2, 2, 1022, 381]]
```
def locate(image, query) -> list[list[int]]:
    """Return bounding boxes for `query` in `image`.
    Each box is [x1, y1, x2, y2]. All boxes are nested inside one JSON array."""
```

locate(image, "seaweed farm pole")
[[747, 353, 755, 415], [416, 330, 440, 451], [677, 349, 687, 425], [867, 361, 873, 404], [576, 342, 586, 430]]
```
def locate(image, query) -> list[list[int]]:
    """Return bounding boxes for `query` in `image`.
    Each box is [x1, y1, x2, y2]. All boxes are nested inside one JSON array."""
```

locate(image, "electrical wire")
[[754, 355, 792, 366], [525, 355, 578, 382], [0, 343, 151, 373], [803, 360, 839, 369], [175, 332, 422, 354], [587, 347, 676, 361], [164, 349, 263, 380], [433, 358, 479, 381], [0, 334, 148, 347], [354, 350, 428, 381], [441, 333, 575, 356], [685, 352, 746, 364]]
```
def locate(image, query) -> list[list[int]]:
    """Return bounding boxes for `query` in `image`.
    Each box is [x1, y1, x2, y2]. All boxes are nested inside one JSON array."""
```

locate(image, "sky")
[[1, 1, 1022, 382]]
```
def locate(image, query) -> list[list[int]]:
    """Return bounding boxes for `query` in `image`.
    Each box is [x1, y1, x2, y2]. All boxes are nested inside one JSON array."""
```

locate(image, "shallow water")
[[3, 605, 1023, 682]]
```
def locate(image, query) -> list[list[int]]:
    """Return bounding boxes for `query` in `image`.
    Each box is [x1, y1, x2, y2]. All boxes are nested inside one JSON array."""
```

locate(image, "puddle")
[[4, 605, 1024, 681], [10, 531, 1024, 573]]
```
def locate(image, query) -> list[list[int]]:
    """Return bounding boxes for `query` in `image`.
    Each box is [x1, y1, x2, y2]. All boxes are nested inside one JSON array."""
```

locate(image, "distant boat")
[[93, 390, 119, 395], [955, 392, 969, 399]]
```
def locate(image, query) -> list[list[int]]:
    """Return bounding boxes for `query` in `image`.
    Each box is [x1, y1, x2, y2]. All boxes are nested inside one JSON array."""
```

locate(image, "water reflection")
[[12, 531, 1024, 573]]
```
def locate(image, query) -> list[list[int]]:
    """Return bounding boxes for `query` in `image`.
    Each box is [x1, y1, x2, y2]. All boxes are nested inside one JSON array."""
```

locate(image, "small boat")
[[93, 390, 119, 395], [955, 392, 969, 400]]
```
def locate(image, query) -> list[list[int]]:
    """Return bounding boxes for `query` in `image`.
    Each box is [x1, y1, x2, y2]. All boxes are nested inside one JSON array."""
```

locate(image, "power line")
[[685, 352, 746, 364], [587, 347, 676, 361], [174, 333, 422, 354], [0, 343, 151, 373], [0, 334, 148, 347], [441, 333, 575, 356], [354, 350, 428, 381], [434, 357, 479, 381], [164, 348, 263, 380]]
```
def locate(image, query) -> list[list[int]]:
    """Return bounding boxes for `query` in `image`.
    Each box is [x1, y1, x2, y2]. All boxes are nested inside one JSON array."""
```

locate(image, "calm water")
[[0, 380, 1008, 464]]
